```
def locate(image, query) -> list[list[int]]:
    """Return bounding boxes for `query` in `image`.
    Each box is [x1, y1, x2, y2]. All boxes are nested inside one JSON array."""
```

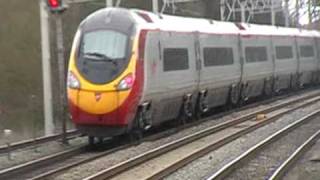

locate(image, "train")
[[67, 7, 320, 142]]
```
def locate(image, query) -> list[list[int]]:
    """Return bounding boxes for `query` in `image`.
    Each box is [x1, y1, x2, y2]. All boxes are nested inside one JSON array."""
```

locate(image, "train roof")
[[129, 8, 320, 38]]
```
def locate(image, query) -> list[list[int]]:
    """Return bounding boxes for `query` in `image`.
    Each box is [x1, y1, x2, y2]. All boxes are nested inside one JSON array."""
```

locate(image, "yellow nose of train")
[[67, 45, 139, 125], [66, 8, 148, 138]]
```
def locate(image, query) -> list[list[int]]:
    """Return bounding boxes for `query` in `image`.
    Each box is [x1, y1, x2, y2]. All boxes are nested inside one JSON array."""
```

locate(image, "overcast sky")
[[287, 0, 319, 24]]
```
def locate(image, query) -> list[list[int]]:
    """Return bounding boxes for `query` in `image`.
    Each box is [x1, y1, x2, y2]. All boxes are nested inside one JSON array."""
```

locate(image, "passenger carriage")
[[67, 8, 320, 140]]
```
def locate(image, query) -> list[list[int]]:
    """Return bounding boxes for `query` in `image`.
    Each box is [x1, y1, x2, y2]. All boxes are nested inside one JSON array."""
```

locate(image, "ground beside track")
[[0, 136, 87, 170], [224, 113, 320, 180], [0, 89, 295, 172], [165, 101, 320, 180], [283, 138, 320, 180], [53, 94, 320, 180], [2, 90, 320, 179]]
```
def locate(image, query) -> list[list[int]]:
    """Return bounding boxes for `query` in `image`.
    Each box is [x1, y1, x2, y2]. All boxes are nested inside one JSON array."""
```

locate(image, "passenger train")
[[67, 8, 320, 140]]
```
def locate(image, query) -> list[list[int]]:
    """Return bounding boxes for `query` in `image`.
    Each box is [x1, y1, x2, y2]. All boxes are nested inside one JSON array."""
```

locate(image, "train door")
[[142, 30, 162, 124], [296, 37, 317, 86], [198, 33, 241, 108], [240, 35, 274, 99], [153, 31, 198, 122], [272, 36, 298, 91]]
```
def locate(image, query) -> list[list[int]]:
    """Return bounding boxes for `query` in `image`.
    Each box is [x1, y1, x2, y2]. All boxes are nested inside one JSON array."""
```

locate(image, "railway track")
[[0, 130, 79, 154], [207, 110, 320, 180], [1, 89, 319, 180], [83, 93, 320, 180], [268, 129, 320, 180], [0, 88, 314, 157], [0, 138, 131, 180]]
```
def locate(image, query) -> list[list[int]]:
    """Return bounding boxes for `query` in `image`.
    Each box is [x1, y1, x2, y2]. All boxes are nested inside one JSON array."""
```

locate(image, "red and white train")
[[67, 8, 320, 140]]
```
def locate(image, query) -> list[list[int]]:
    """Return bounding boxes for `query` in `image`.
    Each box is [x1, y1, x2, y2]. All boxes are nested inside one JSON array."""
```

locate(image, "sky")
[[287, 0, 319, 24]]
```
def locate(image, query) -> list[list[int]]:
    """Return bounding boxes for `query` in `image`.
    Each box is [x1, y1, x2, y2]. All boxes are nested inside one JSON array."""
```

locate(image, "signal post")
[[39, 0, 54, 136], [43, 0, 68, 144]]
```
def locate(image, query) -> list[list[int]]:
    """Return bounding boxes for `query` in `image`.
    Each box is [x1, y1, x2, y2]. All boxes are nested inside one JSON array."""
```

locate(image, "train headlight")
[[117, 73, 134, 91], [67, 71, 80, 89]]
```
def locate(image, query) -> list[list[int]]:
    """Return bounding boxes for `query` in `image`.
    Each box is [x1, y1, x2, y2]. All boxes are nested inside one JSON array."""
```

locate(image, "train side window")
[[275, 46, 293, 60], [203, 47, 234, 66], [163, 48, 189, 71], [300, 45, 314, 58], [245, 46, 268, 63]]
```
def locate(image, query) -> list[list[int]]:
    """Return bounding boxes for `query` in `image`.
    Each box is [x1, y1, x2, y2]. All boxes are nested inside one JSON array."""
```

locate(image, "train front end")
[[67, 8, 143, 137]]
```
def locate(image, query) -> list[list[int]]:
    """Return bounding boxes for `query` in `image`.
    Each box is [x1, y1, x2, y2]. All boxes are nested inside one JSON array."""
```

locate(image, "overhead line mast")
[[155, 0, 289, 26], [220, 0, 283, 25]]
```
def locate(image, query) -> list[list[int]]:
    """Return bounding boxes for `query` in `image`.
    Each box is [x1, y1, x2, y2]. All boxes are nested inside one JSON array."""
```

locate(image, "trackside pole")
[[240, 3, 245, 23], [39, 0, 55, 136], [55, 14, 68, 145], [42, 0, 69, 144], [271, 0, 275, 25], [284, 0, 289, 27], [296, 0, 300, 26], [152, 0, 159, 13], [106, 0, 113, 7]]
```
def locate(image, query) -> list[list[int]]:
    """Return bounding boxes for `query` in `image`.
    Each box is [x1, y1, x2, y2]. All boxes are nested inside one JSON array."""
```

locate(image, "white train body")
[[132, 9, 320, 125], [68, 8, 320, 137]]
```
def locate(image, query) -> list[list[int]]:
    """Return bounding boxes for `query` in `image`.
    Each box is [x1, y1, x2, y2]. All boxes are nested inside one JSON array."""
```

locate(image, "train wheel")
[[273, 76, 280, 95], [312, 71, 318, 85], [129, 110, 145, 142], [195, 90, 208, 120], [229, 84, 240, 107], [184, 101, 193, 118], [297, 73, 303, 89], [179, 95, 193, 125], [263, 78, 273, 97], [195, 96, 201, 120], [238, 83, 248, 107], [184, 97, 194, 119], [316, 71, 320, 84], [179, 109, 187, 125], [88, 136, 95, 146], [290, 74, 298, 91], [97, 137, 104, 145], [134, 104, 152, 131], [129, 129, 143, 143]]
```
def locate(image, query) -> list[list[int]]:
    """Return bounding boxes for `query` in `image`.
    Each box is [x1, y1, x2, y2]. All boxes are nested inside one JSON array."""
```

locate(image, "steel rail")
[[268, 129, 320, 180], [206, 110, 320, 180], [84, 94, 320, 180], [22, 90, 319, 180], [138, 96, 320, 180], [2, 89, 319, 180], [29, 143, 132, 180], [0, 146, 86, 179], [143, 89, 318, 142], [0, 129, 79, 154], [0, 88, 316, 155]]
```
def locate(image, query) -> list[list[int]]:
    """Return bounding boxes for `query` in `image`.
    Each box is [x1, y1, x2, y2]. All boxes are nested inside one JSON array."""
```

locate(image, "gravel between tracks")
[[0, 137, 87, 170], [52, 92, 320, 180], [224, 114, 320, 180], [165, 99, 320, 180], [0, 91, 307, 177], [282, 138, 320, 180]]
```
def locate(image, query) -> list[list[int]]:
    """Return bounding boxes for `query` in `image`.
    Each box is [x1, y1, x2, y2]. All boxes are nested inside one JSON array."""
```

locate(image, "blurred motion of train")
[[67, 8, 320, 142]]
